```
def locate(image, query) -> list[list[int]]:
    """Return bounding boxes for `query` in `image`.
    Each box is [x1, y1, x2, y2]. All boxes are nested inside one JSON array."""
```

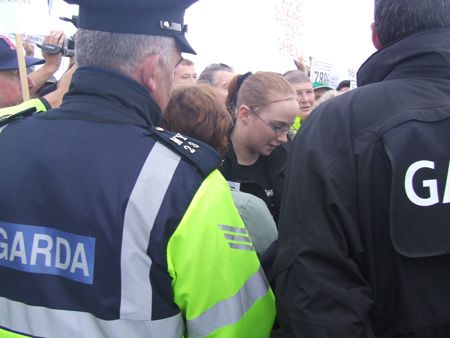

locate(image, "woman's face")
[[243, 98, 298, 156]]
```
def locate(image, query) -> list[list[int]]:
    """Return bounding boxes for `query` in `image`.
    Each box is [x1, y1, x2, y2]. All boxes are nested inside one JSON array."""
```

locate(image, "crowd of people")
[[0, 0, 449, 337]]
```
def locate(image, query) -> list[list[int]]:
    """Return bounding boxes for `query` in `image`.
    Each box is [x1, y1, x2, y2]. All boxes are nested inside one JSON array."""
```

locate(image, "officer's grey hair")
[[75, 29, 176, 76], [198, 63, 234, 86], [375, 0, 450, 46]]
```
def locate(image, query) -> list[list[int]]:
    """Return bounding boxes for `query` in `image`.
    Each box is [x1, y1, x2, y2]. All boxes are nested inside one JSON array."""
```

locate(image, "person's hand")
[[43, 64, 77, 109], [23, 36, 35, 57], [294, 56, 310, 76], [28, 31, 66, 95], [41, 31, 66, 71]]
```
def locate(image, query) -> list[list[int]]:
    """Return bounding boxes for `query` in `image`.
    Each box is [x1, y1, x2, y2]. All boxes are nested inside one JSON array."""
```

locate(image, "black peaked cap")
[[64, 0, 198, 54]]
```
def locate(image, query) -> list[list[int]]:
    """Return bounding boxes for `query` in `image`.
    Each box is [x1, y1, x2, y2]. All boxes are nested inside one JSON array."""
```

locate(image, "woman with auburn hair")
[[162, 83, 231, 157], [163, 83, 277, 256], [222, 71, 298, 223]]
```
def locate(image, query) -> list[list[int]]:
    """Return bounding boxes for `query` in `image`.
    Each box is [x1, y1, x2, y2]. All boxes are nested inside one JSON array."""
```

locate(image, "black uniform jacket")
[[0, 66, 222, 337], [219, 143, 287, 223], [274, 28, 450, 338]]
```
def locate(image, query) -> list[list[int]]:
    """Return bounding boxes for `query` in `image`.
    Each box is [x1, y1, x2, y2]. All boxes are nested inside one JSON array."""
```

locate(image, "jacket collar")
[[61, 66, 162, 127], [222, 141, 287, 174], [357, 28, 450, 87]]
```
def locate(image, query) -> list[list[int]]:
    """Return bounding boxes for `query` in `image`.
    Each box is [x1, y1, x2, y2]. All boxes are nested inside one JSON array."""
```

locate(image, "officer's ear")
[[139, 54, 160, 94], [371, 22, 383, 50]]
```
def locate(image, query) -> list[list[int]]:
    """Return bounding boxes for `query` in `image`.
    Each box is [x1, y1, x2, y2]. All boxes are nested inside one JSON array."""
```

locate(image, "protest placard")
[[275, 0, 305, 59], [0, 0, 49, 101], [310, 57, 333, 86]]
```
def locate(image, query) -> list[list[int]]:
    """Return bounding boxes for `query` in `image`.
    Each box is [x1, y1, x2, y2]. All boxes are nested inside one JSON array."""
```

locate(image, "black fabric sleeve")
[[39, 97, 52, 110], [275, 121, 375, 337]]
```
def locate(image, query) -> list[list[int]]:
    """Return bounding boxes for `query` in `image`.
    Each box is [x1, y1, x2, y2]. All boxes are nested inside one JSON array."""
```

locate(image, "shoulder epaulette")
[[149, 127, 221, 177], [0, 97, 48, 127], [0, 107, 37, 128]]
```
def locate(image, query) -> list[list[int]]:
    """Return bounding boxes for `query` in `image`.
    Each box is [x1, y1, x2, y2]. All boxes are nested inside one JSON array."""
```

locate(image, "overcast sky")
[[184, 0, 376, 78], [45, 0, 376, 80]]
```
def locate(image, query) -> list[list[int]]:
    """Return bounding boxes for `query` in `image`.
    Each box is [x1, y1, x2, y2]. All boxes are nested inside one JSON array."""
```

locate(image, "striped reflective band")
[[223, 233, 252, 243], [0, 125, 7, 134], [0, 297, 184, 338], [219, 224, 255, 251], [219, 224, 247, 234], [228, 242, 254, 251], [121, 142, 181, 320], [186, 266, 269, 337]]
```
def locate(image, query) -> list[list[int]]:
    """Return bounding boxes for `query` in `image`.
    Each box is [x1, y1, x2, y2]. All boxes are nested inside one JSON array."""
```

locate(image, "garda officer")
[[0, 0, 275, 337], [274, 0, 450, 337]]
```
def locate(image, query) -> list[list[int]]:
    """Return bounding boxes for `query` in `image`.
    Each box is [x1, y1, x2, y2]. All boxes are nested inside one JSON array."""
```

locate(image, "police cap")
[[64, 0, 198, 54]]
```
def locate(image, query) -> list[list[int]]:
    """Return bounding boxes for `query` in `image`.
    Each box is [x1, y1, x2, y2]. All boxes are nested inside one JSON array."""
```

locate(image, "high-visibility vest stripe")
[[120, 142, 181, 320], [186, 266, 270, 336], [228, 242, 255, 251], [219, 224, 248, 235], [223, 233, 252, 243], [0, 297, 184, 338]]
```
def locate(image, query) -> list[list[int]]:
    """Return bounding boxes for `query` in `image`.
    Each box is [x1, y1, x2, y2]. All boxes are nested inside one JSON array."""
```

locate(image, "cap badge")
[[160, 21, 188, 33]]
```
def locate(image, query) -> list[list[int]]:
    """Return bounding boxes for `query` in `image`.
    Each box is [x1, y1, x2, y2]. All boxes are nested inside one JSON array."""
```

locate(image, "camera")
[[38, 15, 78, 57], [60, 15, 78, 57], [61, 36, 75, 57]]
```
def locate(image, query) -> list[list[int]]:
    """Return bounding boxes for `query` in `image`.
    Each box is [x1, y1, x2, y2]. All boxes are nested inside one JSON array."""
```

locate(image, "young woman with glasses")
[[220, 71, 298, 223]]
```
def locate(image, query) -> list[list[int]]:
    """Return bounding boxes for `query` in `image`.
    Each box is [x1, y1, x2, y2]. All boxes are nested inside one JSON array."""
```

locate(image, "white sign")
[[275, 0, 305, 59], [8, 33, 44, 46], [348, 67, 358, 89], [310, 58, 333, 86], [328, 73, 340, 90], [0, 0, 50, 35]]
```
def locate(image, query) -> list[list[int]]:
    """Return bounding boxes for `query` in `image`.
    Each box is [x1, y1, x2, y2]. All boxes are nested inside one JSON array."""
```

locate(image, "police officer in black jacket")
[[274, 0, 450, 337]]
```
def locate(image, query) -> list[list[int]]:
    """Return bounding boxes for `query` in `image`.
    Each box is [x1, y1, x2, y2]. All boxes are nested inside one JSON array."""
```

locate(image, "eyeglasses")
[[252, 112, 291, 135]]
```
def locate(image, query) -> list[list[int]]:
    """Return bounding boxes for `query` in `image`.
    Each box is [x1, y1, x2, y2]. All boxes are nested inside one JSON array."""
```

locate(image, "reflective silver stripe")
[[0, 297, 184, 338], [219, 224, 248, 234], [0, 125, 8, 134], [121, 142, 181, 320], [229, 242, 255, 251], [187, 266, 269, 337], [224, 233, 252, 243]]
